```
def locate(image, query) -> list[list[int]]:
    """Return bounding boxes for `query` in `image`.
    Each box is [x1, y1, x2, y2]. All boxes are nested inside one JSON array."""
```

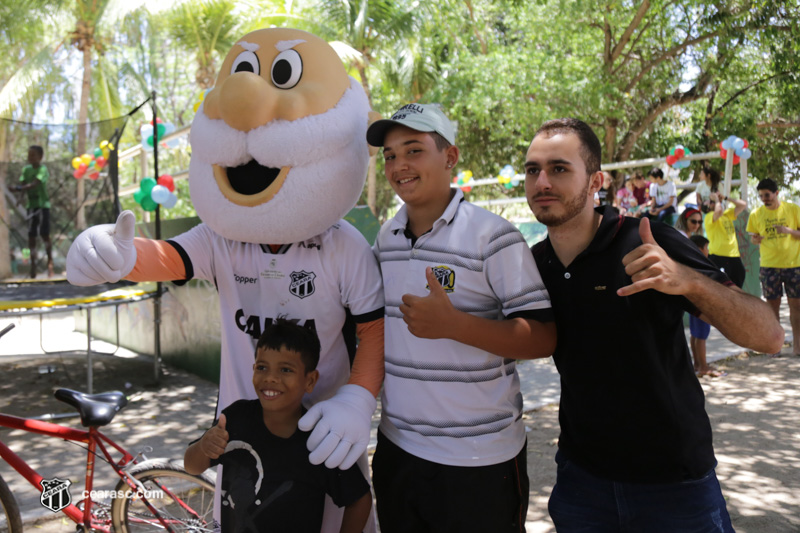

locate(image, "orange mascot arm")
[[348, 318, 385, 398], [125, 238, 187, 282]]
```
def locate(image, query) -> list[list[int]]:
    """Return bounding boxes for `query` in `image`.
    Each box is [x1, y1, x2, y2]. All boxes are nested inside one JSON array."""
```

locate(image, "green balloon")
[[134, 190, 144, 204], [140, 177, 157, 194], [156, 123, 166, 137], [94, 147, 103, 158], [141, 196, 158, 212]]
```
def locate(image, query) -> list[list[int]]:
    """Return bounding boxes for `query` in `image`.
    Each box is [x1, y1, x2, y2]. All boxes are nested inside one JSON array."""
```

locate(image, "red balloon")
[[743, 139, 749, 148], [89, 171, 100, 180], [73, 169, 83, 179], [720, 147, 728, 159], [666, 155, 677, 165], [675, 148, 685, 158], [460, 186, 472, 193], [78, 162, 88, 172], [733, 155, 740, 165], [96, 156, 106, 168], [157, 174, 175, 192]]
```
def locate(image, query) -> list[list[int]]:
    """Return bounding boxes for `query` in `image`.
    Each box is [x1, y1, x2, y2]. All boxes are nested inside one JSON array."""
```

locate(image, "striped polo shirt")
[[374, 190, 553, 466]]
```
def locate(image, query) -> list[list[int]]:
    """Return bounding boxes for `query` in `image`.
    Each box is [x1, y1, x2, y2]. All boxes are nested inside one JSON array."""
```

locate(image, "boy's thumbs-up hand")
[[400, 267, 456, 339], [200, 413, 229, 460], [618, 217, 686, 297]]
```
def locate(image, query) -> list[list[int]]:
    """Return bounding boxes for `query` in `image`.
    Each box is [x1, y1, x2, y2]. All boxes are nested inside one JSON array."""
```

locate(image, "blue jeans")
[[548, 451, 734, 533]]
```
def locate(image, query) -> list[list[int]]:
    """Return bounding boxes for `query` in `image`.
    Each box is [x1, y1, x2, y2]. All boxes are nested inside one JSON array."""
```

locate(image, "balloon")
[[88, 160, 96, 169], [71, 157, 82, 169], [733, 155, 740, 165], [95, 156, 106, 168], [150, 185, 170, 204], [740, 148, 752, 160], [666, 155, 677, 165], [460, 186, 472, 193], [102, 148, 110, 160], [732, 137, 745, 150], [78, 162, 88, 173], [146, 136, 155, 147], [141, 196, 158, 212], [157, 174, 175, 192], [674, 148, 685, 158], [504, 182, 514, 189], [140, 177, 157, 194], [134, 190, 145, 204], [99, 140, 109, 150], [155, 123, 166, 138], [743, 139, 749, 148], [89, 171, 100, 180], [94, 147, 103, 158], [73, 169, 83, 179], [162, 192, 178, 208], [80, 153, 93, 165]]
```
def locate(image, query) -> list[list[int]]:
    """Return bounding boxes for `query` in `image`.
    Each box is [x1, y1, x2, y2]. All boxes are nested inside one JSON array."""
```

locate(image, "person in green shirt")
[[15, 145, 53, 278]]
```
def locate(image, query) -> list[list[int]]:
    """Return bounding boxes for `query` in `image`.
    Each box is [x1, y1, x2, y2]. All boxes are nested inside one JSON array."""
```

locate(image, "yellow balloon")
[[71, 157, 81, 169], [108, 143, 114, 151], [99, 140, 109, 149], [102, 148, 110, 160], [80, 153, 93, 165]]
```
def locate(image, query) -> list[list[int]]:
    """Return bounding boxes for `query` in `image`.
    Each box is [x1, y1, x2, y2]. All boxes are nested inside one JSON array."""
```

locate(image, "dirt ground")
[[522, 350, 800, 533], [2, 349, 798, 532]]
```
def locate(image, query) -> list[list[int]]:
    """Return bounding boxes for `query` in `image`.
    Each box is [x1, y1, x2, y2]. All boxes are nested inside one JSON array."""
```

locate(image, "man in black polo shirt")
[[524, 118, 784, 532]]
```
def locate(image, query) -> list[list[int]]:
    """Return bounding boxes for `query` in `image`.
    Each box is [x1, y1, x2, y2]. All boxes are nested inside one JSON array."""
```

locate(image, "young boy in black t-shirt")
[[185, 320, 371, 533]]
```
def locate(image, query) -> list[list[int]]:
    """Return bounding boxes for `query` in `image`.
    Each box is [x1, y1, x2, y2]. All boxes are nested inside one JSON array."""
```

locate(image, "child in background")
[[185, 319, 372, 533], [616, 176, 638, 216], [15, 145, 54, 278], [688, 235, 726, 378], [644, 167, 676, 222]]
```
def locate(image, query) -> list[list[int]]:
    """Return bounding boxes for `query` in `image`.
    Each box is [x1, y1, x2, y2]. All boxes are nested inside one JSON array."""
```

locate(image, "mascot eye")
[[270, 49, 302, 89], [231, 51, 260, 75]]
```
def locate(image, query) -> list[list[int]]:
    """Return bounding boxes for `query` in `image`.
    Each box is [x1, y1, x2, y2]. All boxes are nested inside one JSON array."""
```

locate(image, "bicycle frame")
[[0, 412, 174, 532]]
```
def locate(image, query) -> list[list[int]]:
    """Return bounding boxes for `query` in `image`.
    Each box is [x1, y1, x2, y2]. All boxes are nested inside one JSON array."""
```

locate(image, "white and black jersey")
[[168, 221, 384, 415], [374, 190, 553, 467]]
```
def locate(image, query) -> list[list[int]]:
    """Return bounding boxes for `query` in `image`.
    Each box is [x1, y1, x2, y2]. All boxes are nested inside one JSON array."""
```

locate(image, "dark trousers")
[[709, 254, 746, 289], [372, 430, 529, 533]]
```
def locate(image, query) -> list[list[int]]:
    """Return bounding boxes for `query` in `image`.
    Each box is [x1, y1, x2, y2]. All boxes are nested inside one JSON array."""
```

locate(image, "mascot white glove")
[[66, 210, 137, 286], [298, 384, 376, 469]]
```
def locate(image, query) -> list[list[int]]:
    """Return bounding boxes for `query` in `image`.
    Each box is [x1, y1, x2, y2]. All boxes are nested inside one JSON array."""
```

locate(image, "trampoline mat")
[[0, 280, 139, 305]]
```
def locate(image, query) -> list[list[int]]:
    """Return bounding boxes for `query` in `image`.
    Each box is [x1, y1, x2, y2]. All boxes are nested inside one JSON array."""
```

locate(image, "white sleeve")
[[168, 223, 218, 282], [485, 223, 551, 316], [332, 222, 385, 319]]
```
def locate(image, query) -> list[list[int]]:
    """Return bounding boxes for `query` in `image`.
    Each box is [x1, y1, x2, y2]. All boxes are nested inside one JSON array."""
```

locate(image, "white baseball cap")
[[367, 103, 456, 147]]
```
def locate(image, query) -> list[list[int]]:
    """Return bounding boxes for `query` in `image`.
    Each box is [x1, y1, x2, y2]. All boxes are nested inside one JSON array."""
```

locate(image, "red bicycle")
[[0, 324, 216, 532]]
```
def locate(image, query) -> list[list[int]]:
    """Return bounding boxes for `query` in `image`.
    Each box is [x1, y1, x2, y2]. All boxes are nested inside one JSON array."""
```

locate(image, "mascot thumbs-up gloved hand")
[[66, 28, 384, 533], [67, 210, 137, 285]]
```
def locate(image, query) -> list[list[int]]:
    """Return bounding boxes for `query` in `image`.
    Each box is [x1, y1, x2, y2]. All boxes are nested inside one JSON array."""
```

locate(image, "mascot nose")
[[217, 72, 276, 132]]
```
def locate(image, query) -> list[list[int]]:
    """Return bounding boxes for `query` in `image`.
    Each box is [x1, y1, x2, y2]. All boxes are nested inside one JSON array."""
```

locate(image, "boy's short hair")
[[29, 145, 44, 157], [533, 118, 601, 175], [689, 234, 709, 250], [648, 167, 664, 180], [256, 319, 321, 372], [756, 178, 778, 193]]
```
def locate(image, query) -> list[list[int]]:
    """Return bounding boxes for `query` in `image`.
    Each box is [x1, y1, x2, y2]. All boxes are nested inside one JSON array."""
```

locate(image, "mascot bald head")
[[189, 28, 372, 244]]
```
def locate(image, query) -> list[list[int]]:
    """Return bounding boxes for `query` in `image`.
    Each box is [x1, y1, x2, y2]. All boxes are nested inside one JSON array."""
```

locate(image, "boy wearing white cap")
[[367, 103, 557, 532]]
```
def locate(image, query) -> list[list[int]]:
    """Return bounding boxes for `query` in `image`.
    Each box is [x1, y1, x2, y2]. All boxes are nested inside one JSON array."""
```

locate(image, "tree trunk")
[[0, 126, 11, 279], [604, 118, 618, 163], [76, 45, 92, 230]]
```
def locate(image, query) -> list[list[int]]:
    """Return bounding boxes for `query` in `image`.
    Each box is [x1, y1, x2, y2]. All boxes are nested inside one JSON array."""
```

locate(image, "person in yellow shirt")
[[705, 192, 747, 288], [746, 178, 800, 356]]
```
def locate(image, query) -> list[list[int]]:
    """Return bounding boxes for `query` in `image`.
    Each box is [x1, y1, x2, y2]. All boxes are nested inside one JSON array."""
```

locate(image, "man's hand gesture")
[[400, 267, 456, 339], [618, 218, 688, 297]]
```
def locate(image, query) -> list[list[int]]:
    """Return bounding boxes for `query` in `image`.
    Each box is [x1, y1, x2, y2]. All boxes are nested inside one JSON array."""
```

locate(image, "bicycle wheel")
[[110, 460, 216, 533], [0, 474, 22, 533]]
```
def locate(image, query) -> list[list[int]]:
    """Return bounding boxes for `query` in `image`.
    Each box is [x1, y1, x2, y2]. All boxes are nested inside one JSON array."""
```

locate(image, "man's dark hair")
[[756, 178, 778, 193], [256, 318, 321, 372], [689, 234, 709, 250], [430, 132, 451, 152], [648, 167, 664, 180], [533, 118, 601, 175], [28, 145, 44, 157]]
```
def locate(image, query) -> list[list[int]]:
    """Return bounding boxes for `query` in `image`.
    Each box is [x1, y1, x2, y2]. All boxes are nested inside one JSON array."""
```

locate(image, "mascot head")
[[189, 28, 373, 243]]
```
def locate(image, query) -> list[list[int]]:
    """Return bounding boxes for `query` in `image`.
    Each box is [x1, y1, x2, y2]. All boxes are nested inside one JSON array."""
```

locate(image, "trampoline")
[[0, 279, 161, 393]]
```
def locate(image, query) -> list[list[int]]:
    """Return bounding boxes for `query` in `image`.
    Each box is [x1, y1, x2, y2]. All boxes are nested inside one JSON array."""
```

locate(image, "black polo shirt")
[[532, 206, 730, 483]]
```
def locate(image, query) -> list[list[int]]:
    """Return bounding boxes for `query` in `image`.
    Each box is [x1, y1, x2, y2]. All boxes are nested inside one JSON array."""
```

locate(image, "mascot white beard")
[[189, 77, 370, 244]]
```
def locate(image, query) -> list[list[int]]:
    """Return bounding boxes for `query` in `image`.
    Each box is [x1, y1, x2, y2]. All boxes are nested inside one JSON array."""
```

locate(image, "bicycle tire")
[[0, 473, 23, 533], [110, 460, 216, 533]]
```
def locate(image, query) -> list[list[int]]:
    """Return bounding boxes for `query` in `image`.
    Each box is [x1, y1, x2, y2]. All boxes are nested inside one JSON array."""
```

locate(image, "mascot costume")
[[67, 28, 384, 531]]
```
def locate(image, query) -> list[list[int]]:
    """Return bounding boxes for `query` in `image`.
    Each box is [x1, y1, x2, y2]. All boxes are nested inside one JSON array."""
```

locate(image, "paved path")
[[0, 300, 795, 531]]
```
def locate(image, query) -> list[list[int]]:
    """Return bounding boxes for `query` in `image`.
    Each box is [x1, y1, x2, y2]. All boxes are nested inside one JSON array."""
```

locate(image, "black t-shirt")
[[209, 400, 370, 533], [532, 206, 731, 483]]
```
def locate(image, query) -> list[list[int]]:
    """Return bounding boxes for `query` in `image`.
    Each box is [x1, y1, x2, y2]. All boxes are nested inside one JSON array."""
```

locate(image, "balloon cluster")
[[497, 165, 520, 189], [140, 118, 178, 151], [134, 175, 178, 211], [719, 136, 751, 165], [71, 140, 113, 179], [666, 145, 692, 169], [453, 170, 473, 193]]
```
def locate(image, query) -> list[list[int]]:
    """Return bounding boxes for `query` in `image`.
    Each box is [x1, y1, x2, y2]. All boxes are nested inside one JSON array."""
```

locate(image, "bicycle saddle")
[[54, 389, 128, 427]]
